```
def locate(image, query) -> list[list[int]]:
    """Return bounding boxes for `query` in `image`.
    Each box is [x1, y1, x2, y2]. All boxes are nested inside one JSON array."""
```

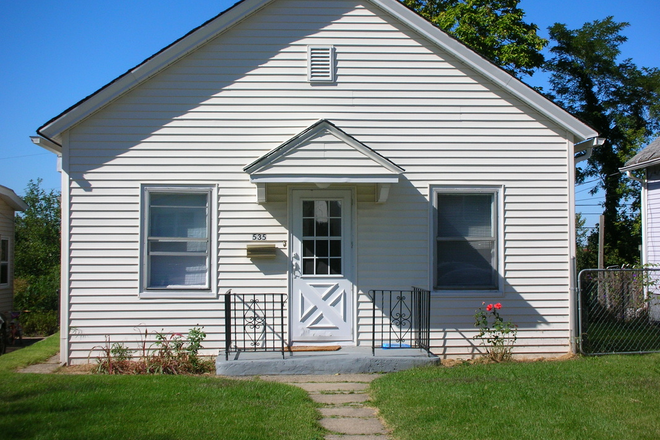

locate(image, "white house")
[[621, 138, 660, 320], [0, 185, 27, 313], [33, 0, 599, 365]]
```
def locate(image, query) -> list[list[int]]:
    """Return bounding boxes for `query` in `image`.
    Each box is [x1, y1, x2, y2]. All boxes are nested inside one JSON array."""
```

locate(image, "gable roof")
[[36, 0, 598, 147], [0, 185, 28, 212], [244, 119, 404, 183], [620, 138, 660, 172]]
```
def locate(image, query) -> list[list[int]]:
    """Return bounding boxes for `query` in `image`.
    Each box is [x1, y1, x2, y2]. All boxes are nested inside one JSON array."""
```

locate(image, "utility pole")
[[598, 214, 605, 269]]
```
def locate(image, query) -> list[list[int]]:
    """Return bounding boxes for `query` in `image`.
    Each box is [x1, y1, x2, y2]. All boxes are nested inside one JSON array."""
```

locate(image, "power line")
[[0, 153, 50, 161]]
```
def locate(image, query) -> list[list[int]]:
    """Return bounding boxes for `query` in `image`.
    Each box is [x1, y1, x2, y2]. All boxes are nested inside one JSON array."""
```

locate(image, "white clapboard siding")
[[60, 0, 576, 363], [647, 166, 660, 265]]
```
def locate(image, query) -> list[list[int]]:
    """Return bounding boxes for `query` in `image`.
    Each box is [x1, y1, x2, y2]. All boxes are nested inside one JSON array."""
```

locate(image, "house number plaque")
[[252, 234, 267, 241]]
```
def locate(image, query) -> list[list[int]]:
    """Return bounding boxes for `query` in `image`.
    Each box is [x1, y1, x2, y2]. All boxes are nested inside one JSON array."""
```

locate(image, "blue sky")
[[2, 0, 658, 228]]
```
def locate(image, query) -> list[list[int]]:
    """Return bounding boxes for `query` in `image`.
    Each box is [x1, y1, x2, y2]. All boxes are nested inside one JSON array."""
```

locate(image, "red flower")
[[486, 304, 494, 312], [494, 303, 502, 310]]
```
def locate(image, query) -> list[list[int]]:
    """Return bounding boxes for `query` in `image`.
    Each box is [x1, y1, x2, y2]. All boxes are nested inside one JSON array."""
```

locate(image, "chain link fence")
[[578, 268, 660, 355]]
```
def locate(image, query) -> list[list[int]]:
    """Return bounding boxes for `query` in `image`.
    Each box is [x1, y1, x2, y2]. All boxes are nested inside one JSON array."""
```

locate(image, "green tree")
[[546, 17, 660, 266], [402, 0, 547, 77], [14, 179, 61, 322], [15, 179, 61, 279]]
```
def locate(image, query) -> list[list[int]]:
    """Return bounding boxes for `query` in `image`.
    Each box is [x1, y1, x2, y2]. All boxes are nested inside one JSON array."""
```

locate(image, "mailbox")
[[247, 243, 277, 258]]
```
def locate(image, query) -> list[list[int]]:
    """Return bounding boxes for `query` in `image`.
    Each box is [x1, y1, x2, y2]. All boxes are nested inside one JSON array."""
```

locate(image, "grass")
[[0, 332, 60, 373], [370, 355, 660, 440], [0, 335, 325, 440], [584, 321, 660, 353]]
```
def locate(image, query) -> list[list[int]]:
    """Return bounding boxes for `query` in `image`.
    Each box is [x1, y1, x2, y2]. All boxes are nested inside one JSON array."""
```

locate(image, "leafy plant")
[[473, 302, 517, 362], [93, 327, 214, 375], [20, 311, 59, 336]]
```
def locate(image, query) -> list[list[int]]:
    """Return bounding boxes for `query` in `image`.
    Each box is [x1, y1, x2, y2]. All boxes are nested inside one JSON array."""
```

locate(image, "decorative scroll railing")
[[224, 290, 288, 360], [369, 287, 431, 356]]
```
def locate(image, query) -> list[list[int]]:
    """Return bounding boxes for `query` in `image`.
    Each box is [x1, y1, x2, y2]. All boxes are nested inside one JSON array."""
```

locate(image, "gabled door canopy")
[[244, 120, 404, 203]]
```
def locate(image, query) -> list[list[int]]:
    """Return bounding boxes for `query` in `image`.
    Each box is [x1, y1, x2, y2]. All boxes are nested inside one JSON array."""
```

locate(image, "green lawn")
[[370, 355, 660, 440], [582, 321, 660, 353], [0, 335, 324, 440]]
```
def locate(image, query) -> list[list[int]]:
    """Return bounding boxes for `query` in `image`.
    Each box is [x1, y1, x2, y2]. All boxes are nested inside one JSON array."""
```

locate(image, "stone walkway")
[[261, 374, 390, 439], [18, 353, 61, 373]]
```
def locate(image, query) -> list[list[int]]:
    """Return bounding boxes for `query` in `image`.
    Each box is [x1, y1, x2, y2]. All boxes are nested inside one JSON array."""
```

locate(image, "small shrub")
[[94, 327, 214, 375], [474, 302, 518, 362], [20, 311, 59, 336]]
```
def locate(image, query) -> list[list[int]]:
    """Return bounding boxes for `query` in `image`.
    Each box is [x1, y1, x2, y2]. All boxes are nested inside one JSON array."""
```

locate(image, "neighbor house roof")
[[36, 0, 598, 147], [620, 138, 660, 172], [0, 185, 28, 211]]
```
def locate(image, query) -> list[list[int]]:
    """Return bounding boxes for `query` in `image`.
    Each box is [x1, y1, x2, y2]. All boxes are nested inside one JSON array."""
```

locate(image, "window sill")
[[140, 290, 217, 299]]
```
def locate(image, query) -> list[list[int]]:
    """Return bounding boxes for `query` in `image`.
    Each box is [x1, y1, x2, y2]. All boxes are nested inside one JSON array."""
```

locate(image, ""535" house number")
[[252, 234, 267, 241]]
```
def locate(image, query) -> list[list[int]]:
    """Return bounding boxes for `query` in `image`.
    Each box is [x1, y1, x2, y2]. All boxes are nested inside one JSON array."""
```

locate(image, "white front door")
[[290, 189, 353, 343]]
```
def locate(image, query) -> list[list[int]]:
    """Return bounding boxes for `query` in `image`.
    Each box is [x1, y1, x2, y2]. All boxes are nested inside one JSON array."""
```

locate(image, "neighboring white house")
[[621, 138, 660, 320], [0, 185, 27, 313], [621, 138, 660, 267], [33, 0, 599, 365]]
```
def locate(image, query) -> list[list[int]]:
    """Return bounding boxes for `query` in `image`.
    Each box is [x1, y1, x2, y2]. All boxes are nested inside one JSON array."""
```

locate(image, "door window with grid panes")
[[301, 200, 343, 275]]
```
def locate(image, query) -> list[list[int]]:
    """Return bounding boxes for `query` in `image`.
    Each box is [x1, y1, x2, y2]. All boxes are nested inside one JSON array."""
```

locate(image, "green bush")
[[20, 311, 59, 336], [13, 266, 59, 313]]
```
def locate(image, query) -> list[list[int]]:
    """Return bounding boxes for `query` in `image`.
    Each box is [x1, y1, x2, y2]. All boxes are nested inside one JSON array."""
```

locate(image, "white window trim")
[[139, 185, 217, 299], [429, 185, 504, 297], [0, 236, 8, 287]]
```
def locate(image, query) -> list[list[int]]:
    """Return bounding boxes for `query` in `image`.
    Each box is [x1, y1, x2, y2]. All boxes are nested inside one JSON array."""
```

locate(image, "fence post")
[[224, 289, 231, 361]]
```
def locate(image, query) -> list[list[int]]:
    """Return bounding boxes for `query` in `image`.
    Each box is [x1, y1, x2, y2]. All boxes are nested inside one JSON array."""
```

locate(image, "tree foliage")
[[14, 179, 61, 316], [546, 17, 660, 266], [402, 0, 547, 77], [15, 179, 61, 278]]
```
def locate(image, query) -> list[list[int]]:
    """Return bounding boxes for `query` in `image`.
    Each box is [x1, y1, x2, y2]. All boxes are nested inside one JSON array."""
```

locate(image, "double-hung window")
[[433, 188, 499, 291], [143, 187, 213, 294], [0, 238, 8, 286]]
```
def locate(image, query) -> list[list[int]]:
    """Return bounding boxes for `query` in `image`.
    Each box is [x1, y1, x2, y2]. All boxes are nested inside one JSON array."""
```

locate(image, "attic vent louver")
[[308, 46, 335, 83]]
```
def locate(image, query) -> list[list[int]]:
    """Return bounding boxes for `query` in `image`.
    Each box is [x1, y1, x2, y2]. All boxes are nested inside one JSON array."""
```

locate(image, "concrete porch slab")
[[216, 346, 439, 376]]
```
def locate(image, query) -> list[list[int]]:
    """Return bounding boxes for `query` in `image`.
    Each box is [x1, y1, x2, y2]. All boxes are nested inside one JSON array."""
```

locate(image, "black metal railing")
[[369, 287, 431, 356], [224, 290, 288, 360]]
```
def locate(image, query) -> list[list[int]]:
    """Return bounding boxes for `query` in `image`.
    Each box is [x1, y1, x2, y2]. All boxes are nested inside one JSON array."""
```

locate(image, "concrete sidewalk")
[[261, 374, 390, 439], [18, 353, 61, 373]]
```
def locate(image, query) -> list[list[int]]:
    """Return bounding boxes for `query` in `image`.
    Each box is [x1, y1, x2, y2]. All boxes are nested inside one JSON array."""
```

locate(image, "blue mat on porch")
[[216, 346, 439, 376]]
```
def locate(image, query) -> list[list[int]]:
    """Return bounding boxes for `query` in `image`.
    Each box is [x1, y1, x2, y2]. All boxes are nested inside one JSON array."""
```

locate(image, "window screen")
[[0, 238, 8, 285]]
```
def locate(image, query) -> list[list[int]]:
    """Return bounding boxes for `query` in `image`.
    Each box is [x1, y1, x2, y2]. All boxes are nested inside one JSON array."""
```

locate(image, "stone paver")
[[311, 393, 371, 404], [295, 382, 370, 392], [326, 436, 387, 440], [261, 373, 391, 439], [320, 418, 388, 435], [319, 407, 377, 417]]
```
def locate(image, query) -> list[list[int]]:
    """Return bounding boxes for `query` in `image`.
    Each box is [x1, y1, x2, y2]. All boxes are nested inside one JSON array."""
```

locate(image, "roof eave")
[[38, 0, 597, 143], [620, 158, 660, 173], [369, 0, 598, 142], [38, 0, 276, 141], [0, 186, 28, 211]]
